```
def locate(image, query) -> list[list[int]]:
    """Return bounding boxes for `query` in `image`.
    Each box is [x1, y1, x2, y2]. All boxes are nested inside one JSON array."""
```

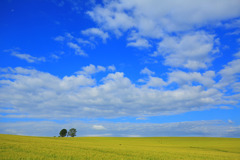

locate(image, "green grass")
[[0, 134, 240, 160]]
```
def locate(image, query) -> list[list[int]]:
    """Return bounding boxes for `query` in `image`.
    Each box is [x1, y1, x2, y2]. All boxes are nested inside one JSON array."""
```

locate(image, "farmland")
[[0, 134, 240, 160]]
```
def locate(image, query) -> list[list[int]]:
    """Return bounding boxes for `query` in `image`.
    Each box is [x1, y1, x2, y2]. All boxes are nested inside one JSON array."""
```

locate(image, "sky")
[[0, 0, 240, 137]]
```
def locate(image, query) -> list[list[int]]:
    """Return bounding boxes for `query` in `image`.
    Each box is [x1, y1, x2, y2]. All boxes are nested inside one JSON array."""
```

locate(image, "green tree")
[[68, 128, 77, 137], [59, 129, 67, 137]]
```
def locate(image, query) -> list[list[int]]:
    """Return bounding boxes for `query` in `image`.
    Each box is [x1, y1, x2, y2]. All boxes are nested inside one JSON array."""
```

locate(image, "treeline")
[[59, 128, 77, 137]]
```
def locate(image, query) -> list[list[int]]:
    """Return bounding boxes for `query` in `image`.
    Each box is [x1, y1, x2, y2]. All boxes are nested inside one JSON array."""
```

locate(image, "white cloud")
[[82, 28, 109, 42], [219, 59, 240, 77], [152, 32, 216, 70], [76, 64, 106, 75], [88, 0, 240, 37], [127, 38, 151, 48], [65, 33, 74, 39], [7, 50, 46, 63], [67, 42, 87, 56], [86, 0, 240, 69], [140, 67, 155, 76], [92, 125, 106, 130], [127, 31, 151, 48], [225, 18, 240, 35], [107, 65, 116, 71], [76, 38, 94, 47], [54, 33, 93, 57], [87, 5, 135, 36], [168, 70, 216, 87], [136, 117, 147, 120], [228, 119, 234, 124], [51, 54, 60, 60], [0, 67, 232, 119], [225, 18, 240, 28], [217, 58, 240, 89], [145, 76, 166, 88], [231, 82, 240, 92], [234, 51, 240, 58], [54, 35, 65, 41], [60, 75, 95, 90]]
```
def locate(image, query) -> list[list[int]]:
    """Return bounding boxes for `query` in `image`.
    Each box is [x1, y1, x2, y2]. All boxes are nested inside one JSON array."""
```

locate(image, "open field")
[[0, 134, 240, 160]]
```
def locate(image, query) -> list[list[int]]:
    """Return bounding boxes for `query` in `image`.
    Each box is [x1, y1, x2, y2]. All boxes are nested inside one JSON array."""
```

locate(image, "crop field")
[[0, 134, 240, 160]]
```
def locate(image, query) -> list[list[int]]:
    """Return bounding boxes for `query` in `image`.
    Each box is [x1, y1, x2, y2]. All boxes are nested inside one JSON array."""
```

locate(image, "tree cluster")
[[59, 128, 77, 137]]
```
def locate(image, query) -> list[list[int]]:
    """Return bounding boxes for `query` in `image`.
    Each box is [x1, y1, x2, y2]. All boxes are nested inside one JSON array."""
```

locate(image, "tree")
[[68, 128, 77, 137], [59, 129, 67, 137]]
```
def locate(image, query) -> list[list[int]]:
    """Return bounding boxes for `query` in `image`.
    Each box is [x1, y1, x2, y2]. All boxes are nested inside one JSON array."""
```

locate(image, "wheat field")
[[0, 134, 240, 160]]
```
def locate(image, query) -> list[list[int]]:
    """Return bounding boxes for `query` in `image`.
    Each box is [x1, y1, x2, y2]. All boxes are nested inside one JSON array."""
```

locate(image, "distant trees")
[[59, 129, 67, 137], [59, 128, 77, 137], [68, 128, 77, 137]]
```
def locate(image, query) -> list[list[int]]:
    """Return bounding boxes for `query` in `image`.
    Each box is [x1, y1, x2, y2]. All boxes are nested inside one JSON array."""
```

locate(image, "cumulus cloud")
[[107, 65, 116, 71], [76, 64, 106, 75], [127, 38, 151, 48], [152, 32, 217, 70], [225, 18, 240, 35], [168, 70, 216, 87], [82, 28, 109, 42], [234, 51, 240, 58], [87, 4, 135, 36], [0, 67, 236, 119], [140, 67, 155, 76], [86, 0, 240, 69], [216, 58, 240, 90], [127, 31, 151, 48], [145, 76, 166, 88], [88, 0, 240, 36]]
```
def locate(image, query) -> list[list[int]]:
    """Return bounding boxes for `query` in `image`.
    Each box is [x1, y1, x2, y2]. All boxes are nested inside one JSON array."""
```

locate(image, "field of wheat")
[[0, 134, 240, 160]]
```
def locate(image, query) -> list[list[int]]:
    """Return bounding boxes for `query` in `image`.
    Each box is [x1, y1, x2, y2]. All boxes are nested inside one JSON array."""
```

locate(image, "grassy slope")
[[0, 134, 240, 160]]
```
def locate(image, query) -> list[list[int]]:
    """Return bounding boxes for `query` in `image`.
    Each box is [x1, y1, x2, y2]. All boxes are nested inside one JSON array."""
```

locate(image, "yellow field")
[[0, 134, 240, 160]]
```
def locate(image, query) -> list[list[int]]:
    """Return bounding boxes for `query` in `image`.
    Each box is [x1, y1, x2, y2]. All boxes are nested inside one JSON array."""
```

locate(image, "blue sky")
[[0, 0, 240, 137]]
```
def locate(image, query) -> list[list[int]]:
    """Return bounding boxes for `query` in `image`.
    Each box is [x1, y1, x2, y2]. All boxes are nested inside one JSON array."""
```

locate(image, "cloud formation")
[[67, 42, 87, 56], [6, 50, 46, 63], [54, 33, 91, 57], [0, 62, 238, 119], [86, 0, 240, 70], [88, 0, 240, 36], [76, 64, 107, 75], [152, 32, 217, 70], [82, 28, 109, 42], [140, 67, 155, 76], [92, 125, 106, 130]]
